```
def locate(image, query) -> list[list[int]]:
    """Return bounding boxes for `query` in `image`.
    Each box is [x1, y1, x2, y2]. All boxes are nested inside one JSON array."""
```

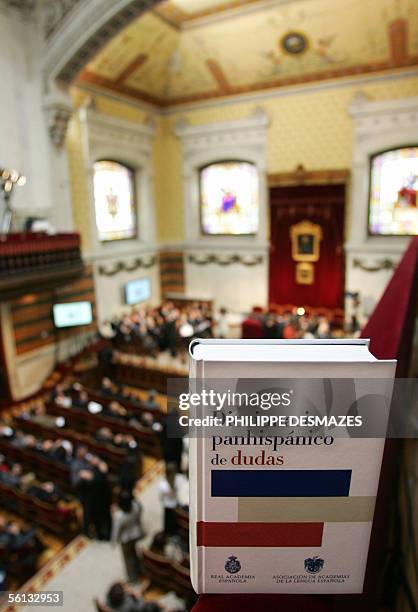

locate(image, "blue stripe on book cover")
[[211, 469, 352, 497]]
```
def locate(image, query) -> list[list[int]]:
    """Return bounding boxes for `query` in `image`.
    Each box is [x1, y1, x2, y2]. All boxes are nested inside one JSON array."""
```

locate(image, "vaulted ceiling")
[[76, 0, 418, 107]]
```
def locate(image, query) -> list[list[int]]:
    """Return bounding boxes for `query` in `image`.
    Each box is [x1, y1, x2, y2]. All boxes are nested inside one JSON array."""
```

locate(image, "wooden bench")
[[0, 482, 79, 540], [13, 417, 130, 476], [142, 548, 195, 600], [0, 440, 71, 492], [72, 387, 166, 422], [46, 402, 162, 459]]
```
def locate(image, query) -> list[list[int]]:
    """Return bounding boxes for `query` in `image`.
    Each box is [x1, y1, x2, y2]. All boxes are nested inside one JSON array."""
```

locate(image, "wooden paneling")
[[159, 251, 185, 296], [10, 266, 97, 355]]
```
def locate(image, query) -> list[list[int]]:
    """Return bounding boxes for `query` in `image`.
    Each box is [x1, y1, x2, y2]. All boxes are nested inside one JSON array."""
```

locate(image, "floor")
[[2, 470, 189, 612]]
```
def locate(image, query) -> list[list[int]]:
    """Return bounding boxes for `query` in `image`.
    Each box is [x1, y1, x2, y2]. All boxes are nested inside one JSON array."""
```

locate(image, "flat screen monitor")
[[124, 278, 151, 305], [53, 301, 93, 328]]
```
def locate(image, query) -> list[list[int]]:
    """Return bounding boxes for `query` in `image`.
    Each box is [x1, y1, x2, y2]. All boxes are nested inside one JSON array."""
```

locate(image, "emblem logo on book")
[[304, 557, 324, 574], [225, 555, 241, 574]]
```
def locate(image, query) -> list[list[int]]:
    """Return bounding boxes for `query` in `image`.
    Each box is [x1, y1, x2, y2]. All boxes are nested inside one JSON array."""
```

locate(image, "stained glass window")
[[200, 161, 259, 235], [369, 147, 418, 236], [93, 160, 137, 242]]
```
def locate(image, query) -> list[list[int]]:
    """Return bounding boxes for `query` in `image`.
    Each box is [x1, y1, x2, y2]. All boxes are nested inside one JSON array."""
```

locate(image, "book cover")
[[188, 339, 396, 594]]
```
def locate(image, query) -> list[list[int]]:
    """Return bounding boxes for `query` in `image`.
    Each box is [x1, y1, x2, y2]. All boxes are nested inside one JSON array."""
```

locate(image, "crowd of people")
[[0, 368, 191, 609], [0, 453, 69, 506], [242, 308, 341, 340], [101, 301, 212, 357], [0, 514, 45, 589]]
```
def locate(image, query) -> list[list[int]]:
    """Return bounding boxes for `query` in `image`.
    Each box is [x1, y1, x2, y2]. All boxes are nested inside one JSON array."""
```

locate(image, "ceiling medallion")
[[280, 31, 309, 55]]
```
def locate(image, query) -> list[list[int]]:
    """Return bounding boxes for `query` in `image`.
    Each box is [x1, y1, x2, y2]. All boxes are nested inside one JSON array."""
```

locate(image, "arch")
[[92, 159, 137, 242], [42, 0, 161, 89]]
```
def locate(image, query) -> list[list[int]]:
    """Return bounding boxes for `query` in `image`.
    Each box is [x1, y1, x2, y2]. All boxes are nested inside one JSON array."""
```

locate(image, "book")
[[188, 339, 396, 594]]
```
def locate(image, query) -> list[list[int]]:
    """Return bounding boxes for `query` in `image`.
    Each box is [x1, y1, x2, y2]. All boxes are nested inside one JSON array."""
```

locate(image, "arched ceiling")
[[76, 0, 418, 107]]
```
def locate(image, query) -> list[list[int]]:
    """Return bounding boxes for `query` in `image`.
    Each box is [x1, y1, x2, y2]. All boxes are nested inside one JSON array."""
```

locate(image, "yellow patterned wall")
[[66, 113, 91, 251], [66, 89, 154, 251], [68, 74, 418, 246], [153, 116, 185, 242], [178, 74, 418, 173]]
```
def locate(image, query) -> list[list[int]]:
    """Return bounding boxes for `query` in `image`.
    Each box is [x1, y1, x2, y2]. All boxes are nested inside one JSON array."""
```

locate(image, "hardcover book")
[[188, 339, 396, 594]]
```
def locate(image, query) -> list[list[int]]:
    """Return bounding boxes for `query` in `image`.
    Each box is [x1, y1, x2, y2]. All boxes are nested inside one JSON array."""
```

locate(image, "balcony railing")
[[0, 232, 83, 298]]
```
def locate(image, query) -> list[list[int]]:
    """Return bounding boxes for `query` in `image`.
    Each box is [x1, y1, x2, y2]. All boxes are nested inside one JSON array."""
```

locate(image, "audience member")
[[106, 582, 146, 612], [159, 463, 180, 536], [111, 490, 144, 582], [70, 445, 95, 536], [142, 390, 159, 412]]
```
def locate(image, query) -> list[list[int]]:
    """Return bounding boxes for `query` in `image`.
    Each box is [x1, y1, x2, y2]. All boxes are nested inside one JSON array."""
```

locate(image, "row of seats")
[[13, 417, 133, 476], [46, 402, 162, 459], [0, 482, 78, 540]]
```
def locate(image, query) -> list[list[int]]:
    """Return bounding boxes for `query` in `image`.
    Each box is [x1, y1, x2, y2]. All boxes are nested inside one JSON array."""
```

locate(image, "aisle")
[[4, 470, 189, 612], [19, 539, 125, 612]]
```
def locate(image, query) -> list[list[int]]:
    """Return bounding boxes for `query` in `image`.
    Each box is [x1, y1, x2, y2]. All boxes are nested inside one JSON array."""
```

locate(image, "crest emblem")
[[304, 556, 324, 574], [225, 555, 241, 574]]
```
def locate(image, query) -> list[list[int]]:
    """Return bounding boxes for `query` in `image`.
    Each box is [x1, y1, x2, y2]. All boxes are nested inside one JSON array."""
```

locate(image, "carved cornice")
[[83, 109, 156, 152], [348, 93, 418, 136], [188, 253, 264, 266], [175, 107, 269, 155], [44, 102, 72, 149], [98, 255, 157, 276], [352, 258, 396, 273], [269, 166, 349, 187]]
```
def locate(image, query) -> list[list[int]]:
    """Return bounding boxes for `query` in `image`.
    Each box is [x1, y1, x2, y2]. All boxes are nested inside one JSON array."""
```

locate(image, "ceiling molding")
[[155, 0, 305, 30], [74, 65, 418, 116], [42, 0, 162, 88], [268, 168, 350, 188]]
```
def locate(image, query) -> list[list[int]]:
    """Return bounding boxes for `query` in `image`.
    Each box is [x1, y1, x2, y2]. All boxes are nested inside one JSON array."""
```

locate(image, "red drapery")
[[268, 185, 345, 309]]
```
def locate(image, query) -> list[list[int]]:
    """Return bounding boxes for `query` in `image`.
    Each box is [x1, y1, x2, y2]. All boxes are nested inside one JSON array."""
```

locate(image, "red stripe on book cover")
[[196, 522, 324, 547]]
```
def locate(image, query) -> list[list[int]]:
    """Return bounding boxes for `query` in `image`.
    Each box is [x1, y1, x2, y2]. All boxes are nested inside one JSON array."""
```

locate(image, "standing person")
[[158, 463, 180, 536], [91, 457, 112, 541], [216, 307, 229, 339], [70, 446, 95, 536], [160, 407, 183, 474], [111, 490, 144, 583]]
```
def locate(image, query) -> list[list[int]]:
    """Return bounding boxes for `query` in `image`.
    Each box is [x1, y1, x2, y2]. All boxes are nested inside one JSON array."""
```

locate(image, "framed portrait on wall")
[[290, 220, 322, 262]]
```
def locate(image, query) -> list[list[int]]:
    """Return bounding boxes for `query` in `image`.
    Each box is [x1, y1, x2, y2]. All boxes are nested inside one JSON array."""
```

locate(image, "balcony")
[[0, 232, 84, 299]]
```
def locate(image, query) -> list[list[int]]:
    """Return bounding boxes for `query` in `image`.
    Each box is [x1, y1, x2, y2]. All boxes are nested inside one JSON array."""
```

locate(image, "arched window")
[[199, 160, 259, 235], [93, 160, 137, 242], [369, 146, 418, 236]]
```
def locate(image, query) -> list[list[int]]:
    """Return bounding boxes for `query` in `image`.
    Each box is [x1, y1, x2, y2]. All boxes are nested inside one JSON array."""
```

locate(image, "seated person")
[[106, 582, 146, 612], [138, 412, 154, 430], [73, 390, 89, 410], [55, 390, 72, 407], [39, 439, 55, 457], [6, 522, 43, 553], [101, 377, 115, 396], [26, 480, 68, 504], [113, 434, 138, 451], [0, 425, 15, 441], [50, 383, 65, 402], [51, 439, 73, 463], [106, 401, 129, 421], [96, 427, 114, 444], [142, 390, 159, 412], [149, 531, 168, 556], [118, 386, 139, 404], [0, 462, 22, 488]]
